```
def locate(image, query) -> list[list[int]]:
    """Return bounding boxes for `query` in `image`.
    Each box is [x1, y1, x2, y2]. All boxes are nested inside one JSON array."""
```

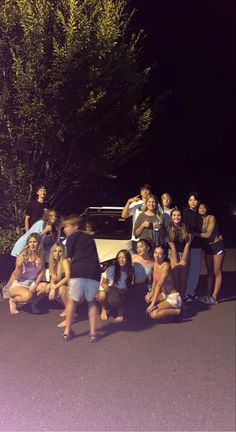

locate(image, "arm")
[[101, 277, 109, 291], [121, 196, 140, 219], [178, 234, 192, 265], [50, 259, 70, 291], [134, 215, 150, 238], [195, 216, 216, 239], [24, 215, 30, 232], [168, 241, 179, 266], [29, 265, 45, 293]]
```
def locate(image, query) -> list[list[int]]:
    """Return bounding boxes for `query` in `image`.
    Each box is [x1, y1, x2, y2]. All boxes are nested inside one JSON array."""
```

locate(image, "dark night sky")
[[62, 1, 235, 221]]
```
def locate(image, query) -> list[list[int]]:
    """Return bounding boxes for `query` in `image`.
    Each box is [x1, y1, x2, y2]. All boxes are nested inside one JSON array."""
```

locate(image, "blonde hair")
[[21, 233, 43, 265], [49, 243, 67, 281], [168, 209, 189, 242], [62, 214, 81, 227], [143, 194, 164, 223]]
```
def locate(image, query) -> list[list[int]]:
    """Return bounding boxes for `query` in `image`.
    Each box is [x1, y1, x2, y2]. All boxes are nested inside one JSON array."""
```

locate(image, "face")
[[53, 246, 63, 260], [146, 197, 156, 211], [153, 247, 165, 263], [117, 251, 127, 267], [86, 223, 93, 232], [198, 204, 207, 216], [137, 241, 148, 256], [28, 237, 39, 251], [49, 211, 57, 224], [188, 195, 198, 210], [37, 188, 46, 199], [140, 188, 150, 200], [63, 224, 78, 237], [171, 210, 182, 224], [162, 194, 171, 208]]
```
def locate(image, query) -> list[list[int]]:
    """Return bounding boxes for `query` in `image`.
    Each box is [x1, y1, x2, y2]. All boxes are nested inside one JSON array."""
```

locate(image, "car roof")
[[82, 206, 124, 216]]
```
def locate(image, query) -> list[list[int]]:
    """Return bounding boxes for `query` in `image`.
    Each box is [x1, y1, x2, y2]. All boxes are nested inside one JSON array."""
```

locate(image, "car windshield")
[[83, 214, 132, 240]]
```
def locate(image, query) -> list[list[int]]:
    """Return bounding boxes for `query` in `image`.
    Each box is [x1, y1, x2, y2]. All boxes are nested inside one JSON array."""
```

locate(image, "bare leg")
[[149, 300, 181, 321], [64, 298, 77, 338], [97, 291, 108, 320], [9, 298, 19, 314], [88, 300, 98, 336], [115, 306, 124, 323], [212, 254, 224, 300], [205, 254, 214, 297]]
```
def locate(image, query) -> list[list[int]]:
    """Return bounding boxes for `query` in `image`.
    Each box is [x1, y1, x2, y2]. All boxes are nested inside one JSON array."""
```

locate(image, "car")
[[80, 206, 133, 270]]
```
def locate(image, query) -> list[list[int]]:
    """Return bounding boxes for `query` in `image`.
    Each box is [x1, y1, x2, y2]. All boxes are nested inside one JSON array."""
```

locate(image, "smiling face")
[[146, 197, 156, 212], [48, 211, 57, 224], [198, 203, 207, 216], [171, 209, 182, 225], [53, 245, 63, 261], [37, 187, 46, 200], [137, 240, 148, 257], [153, 246, 165, 263]]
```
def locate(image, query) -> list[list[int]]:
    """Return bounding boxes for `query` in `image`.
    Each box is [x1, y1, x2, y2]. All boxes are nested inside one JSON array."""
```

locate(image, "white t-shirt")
[[103, 265, 128, 290], [128, 200, 145, 241]]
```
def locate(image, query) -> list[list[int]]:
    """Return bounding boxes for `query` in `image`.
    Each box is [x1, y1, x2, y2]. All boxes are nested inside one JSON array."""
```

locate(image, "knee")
[[23, 292, 33, 303], [96, 291, 106, 303]]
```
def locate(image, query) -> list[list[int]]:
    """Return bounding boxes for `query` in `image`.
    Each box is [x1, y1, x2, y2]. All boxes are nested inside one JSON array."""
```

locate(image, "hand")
[[49, 289, 56, 301], [29, 282, 37, 293], [146, 303, 157, 314], [44, 224, 52, 234], [129, 195, 141, 204], [176, 259, 187, 267], [143, 220, 150, 228]]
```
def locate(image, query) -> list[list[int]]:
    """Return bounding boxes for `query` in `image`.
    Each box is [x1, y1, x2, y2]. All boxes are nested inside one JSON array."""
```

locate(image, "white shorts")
[[10, 280, 34, 292], [68, 278, 99, 302], [162, 292, 182, 309]]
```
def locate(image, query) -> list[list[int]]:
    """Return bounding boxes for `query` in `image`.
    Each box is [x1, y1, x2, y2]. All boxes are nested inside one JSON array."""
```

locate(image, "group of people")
[[4, 183, 225, 342]]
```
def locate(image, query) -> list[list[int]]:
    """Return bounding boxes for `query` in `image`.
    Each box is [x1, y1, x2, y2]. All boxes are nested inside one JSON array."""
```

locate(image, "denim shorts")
[[68, 278, 99, 302]]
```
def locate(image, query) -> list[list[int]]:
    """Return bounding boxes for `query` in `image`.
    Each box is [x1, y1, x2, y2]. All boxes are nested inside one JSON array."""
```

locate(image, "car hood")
[[94, 239, 132, 263]]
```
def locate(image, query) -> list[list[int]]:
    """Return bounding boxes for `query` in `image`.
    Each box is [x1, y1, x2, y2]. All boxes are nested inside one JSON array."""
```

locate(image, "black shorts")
[[203, 239, 224, 256]]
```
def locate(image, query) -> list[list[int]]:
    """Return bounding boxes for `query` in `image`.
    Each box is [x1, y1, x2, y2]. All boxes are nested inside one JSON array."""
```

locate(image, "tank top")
[[18, 260, 43, 282]]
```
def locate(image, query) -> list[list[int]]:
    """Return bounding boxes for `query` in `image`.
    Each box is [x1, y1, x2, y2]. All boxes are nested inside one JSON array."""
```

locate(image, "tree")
[[0, 0, 153, 228]]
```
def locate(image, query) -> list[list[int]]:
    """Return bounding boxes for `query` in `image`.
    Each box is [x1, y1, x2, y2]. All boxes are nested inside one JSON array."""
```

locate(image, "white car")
[[81, 207, 133, 270]]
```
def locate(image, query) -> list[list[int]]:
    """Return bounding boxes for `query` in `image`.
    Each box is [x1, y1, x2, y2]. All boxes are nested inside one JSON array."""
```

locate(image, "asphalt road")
[[0, 266, 235, 432]]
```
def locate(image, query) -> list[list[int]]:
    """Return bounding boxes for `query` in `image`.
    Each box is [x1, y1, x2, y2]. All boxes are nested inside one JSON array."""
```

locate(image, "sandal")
[[89, 334, 97, 343], [63, 332, 73, 341]]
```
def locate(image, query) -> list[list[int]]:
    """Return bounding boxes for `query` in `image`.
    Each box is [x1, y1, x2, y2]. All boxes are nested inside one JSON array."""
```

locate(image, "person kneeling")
[[97, 250, 134, 323], [146, 246, 182, 321]]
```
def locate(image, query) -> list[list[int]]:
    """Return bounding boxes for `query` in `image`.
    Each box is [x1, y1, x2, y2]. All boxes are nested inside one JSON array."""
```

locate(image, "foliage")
[[0, 226, 24, 254], [0, 0, 154, 227]]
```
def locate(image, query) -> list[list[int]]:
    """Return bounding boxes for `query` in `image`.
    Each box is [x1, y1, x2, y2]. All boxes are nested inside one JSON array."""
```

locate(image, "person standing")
[[24, 185, 48, 232], [62, 215, 101, 342], [183, 192, 203, 302], [195, 203, 225, 304], [121, 184, 151, 251]]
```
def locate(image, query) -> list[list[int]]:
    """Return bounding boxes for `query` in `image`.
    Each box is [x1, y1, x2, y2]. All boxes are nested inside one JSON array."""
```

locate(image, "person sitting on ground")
[[146, 246, 182, 321], [24, 185, 48, 232], [9, 233, 45, 314], [97, 249, 134, 322], [132, 239, 154, 288], [35, 243, 70, 319]]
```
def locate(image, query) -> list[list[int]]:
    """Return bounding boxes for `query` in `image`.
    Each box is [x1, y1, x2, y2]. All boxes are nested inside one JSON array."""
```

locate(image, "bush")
[[0, 226, 23, 254]]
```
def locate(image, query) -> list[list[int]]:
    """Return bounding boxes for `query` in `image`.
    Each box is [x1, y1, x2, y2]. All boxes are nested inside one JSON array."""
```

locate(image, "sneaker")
[[201, 296, 218, 305], [198, 295, 208, 303], [207, 297, 218, 305], [89, 334, 97, 343], [184, 295, 197, 303]]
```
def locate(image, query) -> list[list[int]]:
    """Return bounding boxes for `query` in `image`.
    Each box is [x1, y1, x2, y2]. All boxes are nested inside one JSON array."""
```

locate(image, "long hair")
[[143, 194, 164, 223], [113, 249, 134, 288], [48, 243, 67, 281], [21, 233, 43, 265], [168, 208, 189, 242], [43, 209, 59, 243]]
